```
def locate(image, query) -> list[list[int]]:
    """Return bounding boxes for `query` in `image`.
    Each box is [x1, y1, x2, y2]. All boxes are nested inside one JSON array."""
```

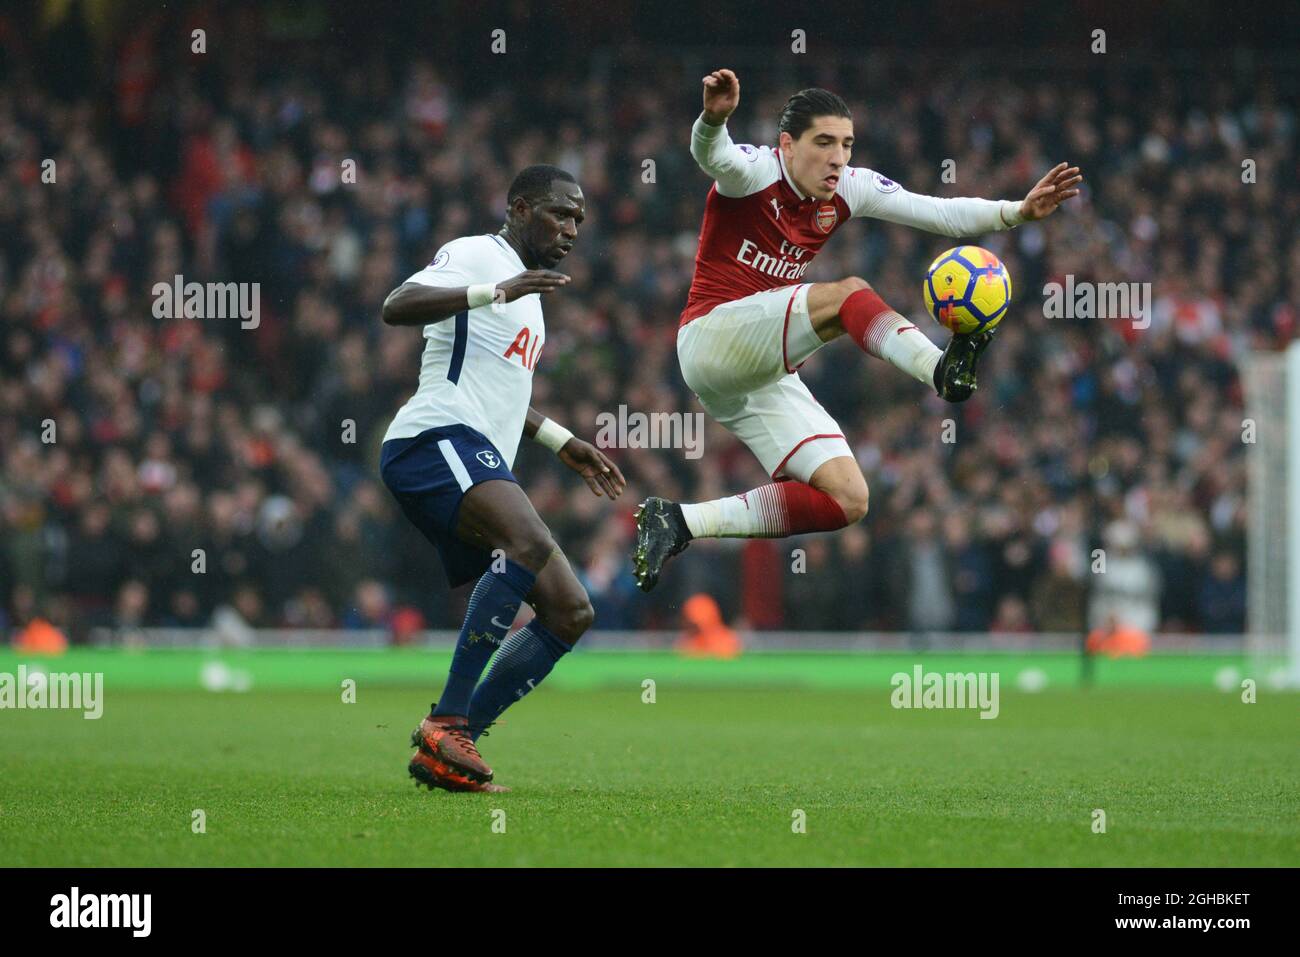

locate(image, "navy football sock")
[[466, 620, 571, 739], [434, 560, 536, 717]]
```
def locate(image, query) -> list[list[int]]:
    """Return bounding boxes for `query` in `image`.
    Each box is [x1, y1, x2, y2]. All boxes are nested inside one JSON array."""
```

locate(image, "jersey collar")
[[776, 149, 807, 202], [490, 233, 527, 270]]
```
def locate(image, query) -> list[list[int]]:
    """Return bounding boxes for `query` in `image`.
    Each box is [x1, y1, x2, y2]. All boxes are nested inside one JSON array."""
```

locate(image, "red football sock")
[[838, 287, 906, 358], [680, 480, 848, 538], [770, 480, 849, 535]]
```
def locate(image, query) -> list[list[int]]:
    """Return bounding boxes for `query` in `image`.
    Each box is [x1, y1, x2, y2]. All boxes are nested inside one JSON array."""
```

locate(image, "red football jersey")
[[681, 117, 1023, 327], [682, 151, 850, 326]]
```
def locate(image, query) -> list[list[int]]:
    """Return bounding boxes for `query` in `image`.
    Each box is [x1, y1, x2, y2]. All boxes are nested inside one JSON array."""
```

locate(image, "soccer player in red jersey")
[[633, 69, 1081, 590]]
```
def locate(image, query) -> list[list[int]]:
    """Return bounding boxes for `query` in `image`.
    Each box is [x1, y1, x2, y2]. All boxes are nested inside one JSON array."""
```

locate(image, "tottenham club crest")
[[815, 204, 838, 233], [476, 449, 500, 469]]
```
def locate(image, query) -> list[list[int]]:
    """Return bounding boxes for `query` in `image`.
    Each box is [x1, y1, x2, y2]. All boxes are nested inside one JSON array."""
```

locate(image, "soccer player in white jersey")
[[633, 69, 1081, 591], [381, 165, 626, 792]]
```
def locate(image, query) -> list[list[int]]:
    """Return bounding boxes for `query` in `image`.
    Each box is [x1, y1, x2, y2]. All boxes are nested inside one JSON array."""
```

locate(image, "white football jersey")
[[383, 234, 543, 468]]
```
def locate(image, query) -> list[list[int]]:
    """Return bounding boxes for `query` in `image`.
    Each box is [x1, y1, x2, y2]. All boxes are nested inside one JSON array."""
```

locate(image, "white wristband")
[[466, 283, 497, 309], [998, 200, 1026, 228], [534, 417, 574, 454]]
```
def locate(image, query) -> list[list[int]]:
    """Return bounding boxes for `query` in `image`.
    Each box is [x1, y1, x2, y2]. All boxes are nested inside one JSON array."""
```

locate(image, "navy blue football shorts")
[[380, 424, 519, 587]]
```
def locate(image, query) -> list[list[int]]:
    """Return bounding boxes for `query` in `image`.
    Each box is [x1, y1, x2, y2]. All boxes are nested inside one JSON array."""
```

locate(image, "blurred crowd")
[[2, 6, 1293, 642]]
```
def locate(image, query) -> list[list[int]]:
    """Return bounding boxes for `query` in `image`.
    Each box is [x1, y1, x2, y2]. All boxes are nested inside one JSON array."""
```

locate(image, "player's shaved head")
[[508, 164, 578, 206], [503, 165, 584, 270], [778, 88, 852, 141]]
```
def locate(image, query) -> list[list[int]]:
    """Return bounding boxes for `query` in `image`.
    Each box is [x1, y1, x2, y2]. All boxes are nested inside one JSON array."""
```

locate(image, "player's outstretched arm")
[[525, 407, 626, 499], [381, 270, 571, 327], [691, 69, 770, 198], [381, 282, 477, 326], [841, 163, 1082, 237]]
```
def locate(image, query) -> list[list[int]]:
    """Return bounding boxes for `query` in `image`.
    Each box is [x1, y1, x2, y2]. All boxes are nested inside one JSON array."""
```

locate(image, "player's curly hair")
[[507, 164, 577, 206], [777, 88, 852, 140]]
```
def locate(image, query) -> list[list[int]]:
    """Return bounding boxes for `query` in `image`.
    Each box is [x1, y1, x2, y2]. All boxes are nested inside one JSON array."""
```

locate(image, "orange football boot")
[[409, 712, 506, 792]]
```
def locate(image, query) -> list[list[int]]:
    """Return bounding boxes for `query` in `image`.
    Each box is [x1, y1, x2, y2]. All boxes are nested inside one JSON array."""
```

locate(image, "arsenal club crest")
[[815, 204, 838, 233]]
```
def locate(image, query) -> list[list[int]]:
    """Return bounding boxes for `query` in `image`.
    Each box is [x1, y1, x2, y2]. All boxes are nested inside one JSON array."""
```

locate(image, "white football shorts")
[[677, 283, 853, 483]]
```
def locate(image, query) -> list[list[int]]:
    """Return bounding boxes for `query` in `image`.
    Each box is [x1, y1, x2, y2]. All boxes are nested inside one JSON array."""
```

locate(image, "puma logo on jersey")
[[770, 198, 781, 220], [896, 324, 917, 334]]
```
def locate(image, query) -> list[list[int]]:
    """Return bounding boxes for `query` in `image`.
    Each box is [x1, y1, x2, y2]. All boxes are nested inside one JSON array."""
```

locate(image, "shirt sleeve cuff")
[[999, 200, 1026, 228], [693, 114, 727, 139]]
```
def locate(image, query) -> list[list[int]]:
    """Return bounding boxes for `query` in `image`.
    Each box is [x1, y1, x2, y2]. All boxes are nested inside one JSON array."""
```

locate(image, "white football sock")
[[870, 311, 942, 386], [681, 489, 783, 538]]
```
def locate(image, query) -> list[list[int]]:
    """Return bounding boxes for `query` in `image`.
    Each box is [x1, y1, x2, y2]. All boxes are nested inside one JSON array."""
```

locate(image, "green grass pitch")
[[1, 657, 1296, 866]]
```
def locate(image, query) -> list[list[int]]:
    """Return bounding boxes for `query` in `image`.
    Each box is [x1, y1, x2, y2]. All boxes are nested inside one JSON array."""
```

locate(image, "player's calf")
[[806, 275, 872, 340], [634, 474, 862, 592], [826, 280, 998, 401], [808, 456, 869, 524], [463, 547, 592, 740], [832, 283, 945, 387]]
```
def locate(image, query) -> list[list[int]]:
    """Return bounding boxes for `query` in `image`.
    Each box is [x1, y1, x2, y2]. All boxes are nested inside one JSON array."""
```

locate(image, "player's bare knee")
[[551, 594, 595, 643], [838, 482, 869, 524], [571, 598, 595, 638], [821, 277, 871, 317], [822, 478, 868, 524], [503, 531, 557, 573]]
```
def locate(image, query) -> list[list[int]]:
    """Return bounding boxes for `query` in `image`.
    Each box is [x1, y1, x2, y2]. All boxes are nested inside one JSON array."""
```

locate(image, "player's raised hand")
[[557, 438, 627, 499], [496, 269, 571, 302], [1018, 163, 1083, 221], [701, 69, 740, 126]]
